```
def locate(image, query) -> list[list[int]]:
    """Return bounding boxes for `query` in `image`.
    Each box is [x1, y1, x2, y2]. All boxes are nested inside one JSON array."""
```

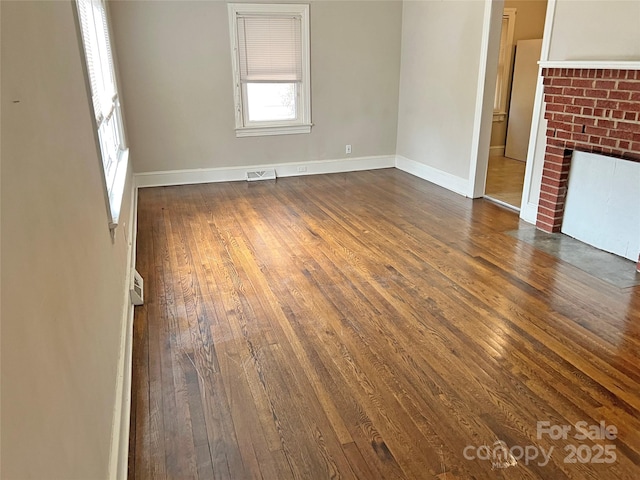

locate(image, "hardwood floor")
[[485, 156, 526, 209], [129, 168, 640, 479]]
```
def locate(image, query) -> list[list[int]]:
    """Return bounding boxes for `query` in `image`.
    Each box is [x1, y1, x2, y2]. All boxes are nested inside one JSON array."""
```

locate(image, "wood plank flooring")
[[129, 168, 640, 479], [485, 156, 526, 208]]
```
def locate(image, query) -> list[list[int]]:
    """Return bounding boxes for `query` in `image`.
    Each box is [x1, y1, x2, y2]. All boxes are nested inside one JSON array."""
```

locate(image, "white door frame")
[[518, 0, 557, 223], [467, 0, 505, 199], [468, 0, 558, 226]]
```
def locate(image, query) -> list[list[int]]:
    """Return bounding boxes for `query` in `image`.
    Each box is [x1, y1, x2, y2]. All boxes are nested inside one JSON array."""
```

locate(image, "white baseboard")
[[108, 182, 138, 480], [134, 155, 395, 188], [134, 155, 476, 202], [519, 201, 538, 225], [395, 155, 469, 197], [489, 145, 505, 157]]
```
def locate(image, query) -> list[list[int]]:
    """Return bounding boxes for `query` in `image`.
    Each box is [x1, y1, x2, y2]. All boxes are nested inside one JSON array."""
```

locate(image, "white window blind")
[[78, 0, 116, 122], [494, 9, 516, 120], [494, 17, 509, 112], [237, 15, 302, 82]]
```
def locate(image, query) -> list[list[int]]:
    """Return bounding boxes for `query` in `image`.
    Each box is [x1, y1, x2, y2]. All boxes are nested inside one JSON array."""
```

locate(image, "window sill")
[[235, 124, 312, 138], [107, 148, 129, 231]]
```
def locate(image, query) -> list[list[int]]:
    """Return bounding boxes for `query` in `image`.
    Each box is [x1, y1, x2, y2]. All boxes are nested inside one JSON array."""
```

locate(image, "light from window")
[[228, 4, 311, 137], [76, 0, 129, 229], [246, 83, 297, 122]]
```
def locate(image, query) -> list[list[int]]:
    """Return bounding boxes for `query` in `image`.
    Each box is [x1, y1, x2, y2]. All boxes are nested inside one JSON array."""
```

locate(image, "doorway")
[[484, 0, 548, 211], [485, 155, 527, 208]]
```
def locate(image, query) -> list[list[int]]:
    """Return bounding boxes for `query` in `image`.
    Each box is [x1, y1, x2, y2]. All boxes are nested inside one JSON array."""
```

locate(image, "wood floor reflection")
[[485, 155, 526, 209]]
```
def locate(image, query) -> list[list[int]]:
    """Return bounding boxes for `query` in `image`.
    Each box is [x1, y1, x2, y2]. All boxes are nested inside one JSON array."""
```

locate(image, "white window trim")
[[493, 8, 516, 122], [227, 3, 312, 138], [75, 0, 129, 230]]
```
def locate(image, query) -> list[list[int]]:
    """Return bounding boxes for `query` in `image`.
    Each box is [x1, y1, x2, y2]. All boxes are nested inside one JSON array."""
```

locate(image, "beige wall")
[[549, 0, 640, 61], [396, 0, 485, 180], [1, 1, 133, 478], [109, 0, 403, 173], [490, 0, 547, 149]]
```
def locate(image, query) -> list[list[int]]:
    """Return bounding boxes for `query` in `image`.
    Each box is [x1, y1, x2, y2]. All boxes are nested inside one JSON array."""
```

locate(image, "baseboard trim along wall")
[[134, 155, 396, 188], [489, 145, 505, 157], [134, 155, 472, 199], [520, 201, 539, 225], [108, 182, 138, 480], [395, 155, 469, 196]]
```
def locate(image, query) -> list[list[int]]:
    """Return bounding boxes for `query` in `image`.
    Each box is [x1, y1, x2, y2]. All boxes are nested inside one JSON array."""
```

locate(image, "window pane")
[[246, 83, 296, 122], [98, 112, 120, 189]]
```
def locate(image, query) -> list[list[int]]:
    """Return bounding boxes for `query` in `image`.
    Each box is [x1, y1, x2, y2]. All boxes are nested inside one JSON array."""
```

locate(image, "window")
[[76, 0, 129, 229], [228, 3, 311, 137], [494, 8, 516, 122]]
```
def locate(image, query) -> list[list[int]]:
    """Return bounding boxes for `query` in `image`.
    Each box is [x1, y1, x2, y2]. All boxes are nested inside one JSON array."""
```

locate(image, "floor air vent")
[[130, 269, 144, 306], [246, 169, 276, 182]]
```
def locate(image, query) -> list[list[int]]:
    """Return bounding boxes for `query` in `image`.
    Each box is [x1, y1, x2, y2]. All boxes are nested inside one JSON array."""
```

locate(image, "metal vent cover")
[[246, 169, 276, 182]]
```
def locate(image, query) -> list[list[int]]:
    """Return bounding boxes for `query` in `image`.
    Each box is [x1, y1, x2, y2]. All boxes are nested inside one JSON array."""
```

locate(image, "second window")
[[228, 3, 311, 137]]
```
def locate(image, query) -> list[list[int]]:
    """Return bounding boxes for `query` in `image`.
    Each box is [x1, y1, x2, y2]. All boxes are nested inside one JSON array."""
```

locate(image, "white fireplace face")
[[562, 150, 640, 262]]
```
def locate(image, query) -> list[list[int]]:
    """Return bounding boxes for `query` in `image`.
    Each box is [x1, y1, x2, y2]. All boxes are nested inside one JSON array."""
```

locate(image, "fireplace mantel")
[[539, 60, 640, 70]]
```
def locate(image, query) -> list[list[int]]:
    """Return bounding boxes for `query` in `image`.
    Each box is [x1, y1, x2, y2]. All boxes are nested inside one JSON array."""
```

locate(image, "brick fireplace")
[[538, 67, 640, 269]]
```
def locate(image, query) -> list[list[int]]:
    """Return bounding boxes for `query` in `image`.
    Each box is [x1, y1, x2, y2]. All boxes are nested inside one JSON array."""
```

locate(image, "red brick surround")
[[538, 68, 640, 270], [538, 68, 640, 231]]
